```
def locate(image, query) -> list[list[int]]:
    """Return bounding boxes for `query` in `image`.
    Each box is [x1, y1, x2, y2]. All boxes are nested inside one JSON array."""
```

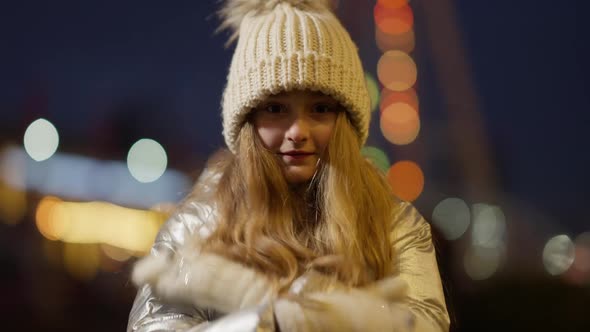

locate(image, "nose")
[[286, 114, 310, 143]]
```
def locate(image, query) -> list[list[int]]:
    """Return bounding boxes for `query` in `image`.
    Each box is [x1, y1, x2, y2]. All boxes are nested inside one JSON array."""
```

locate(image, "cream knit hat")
[[219, 0, 371, 153]]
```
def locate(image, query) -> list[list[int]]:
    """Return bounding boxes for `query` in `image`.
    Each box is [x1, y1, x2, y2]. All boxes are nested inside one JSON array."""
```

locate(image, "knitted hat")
[[219, 0, 371, 154]]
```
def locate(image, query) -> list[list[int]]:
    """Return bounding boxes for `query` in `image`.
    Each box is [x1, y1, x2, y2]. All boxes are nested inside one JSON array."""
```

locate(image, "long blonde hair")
[[189, 111, 401, 291]]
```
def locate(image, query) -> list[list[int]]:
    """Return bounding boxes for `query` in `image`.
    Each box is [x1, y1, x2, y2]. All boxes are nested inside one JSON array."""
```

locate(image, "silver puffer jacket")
[[127, 178, 450, 332]]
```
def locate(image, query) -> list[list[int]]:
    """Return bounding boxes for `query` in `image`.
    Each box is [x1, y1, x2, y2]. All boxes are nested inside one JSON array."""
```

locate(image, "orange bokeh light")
[[377, 0, 408, 9], [36, 196, 62, 241], [374, 4, 414, 35], [380, 102, 420, 145], [380, 88, 419, 114], [387, 161, 424, 202], [376, 25, 415, 54], [377, 50, 417, 91]]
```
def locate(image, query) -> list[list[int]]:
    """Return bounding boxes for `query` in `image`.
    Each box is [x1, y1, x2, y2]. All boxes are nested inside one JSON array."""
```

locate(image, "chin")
[[285, 170, 315, 184]]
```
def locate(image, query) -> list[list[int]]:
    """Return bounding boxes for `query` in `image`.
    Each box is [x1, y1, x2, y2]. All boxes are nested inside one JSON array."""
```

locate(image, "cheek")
[[314, 124, 336, 152], [255, 126, 284, 150]]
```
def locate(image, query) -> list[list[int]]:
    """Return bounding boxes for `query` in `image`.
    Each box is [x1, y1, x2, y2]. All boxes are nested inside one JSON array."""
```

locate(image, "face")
[[251, 90, 341, 184]]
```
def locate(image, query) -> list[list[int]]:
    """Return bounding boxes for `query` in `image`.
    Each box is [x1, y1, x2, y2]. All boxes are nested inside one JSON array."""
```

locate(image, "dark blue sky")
[[1, 0, 588, 232]]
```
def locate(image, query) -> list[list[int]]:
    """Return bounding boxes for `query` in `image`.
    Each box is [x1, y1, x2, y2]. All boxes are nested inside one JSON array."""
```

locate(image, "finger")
[[132, 254, 170, 286], [389, 303, 416, 332], [363, 276, 408, 302]]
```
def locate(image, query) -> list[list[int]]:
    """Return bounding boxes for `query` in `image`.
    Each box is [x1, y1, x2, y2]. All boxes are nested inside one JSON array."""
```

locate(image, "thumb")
[[362, 276, 408, 302]]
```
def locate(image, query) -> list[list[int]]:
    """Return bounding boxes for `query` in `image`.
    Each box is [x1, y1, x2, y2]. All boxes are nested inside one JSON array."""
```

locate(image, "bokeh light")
[[386, 160, 424, 202], [63, 242, 100, 281], [36, 196, 62, 241], [127, 138, 168, 183], [432, 197, 471, 240], [23, 118, 59, 162], [374, 4, 414, 35], [471, 203, 506, 249], [0, 180, 26, 225], [377, 0, 408, 10], [543, 234, 575, 276], [464, 245, 503, 280], [380, 102, 420, 145], [361, 146, 390, 173], [377, 50, 417, 91], [365, 72, 380, 112], [380, 88, 419, 114], [42, 238, 62, 268], [374, 4, 414, 36], [100, 243, 132, 262], [376, 25, 415, 54], [35, 199, 167, 253]]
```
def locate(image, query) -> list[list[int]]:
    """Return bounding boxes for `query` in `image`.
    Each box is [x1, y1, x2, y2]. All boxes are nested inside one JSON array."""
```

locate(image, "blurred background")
[[1, 0, 589, 330]]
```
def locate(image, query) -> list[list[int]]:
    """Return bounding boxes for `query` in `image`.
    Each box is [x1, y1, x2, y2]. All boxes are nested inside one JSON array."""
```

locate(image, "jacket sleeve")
[[389, 200, 450, 332], [274, 201, 450, 332], [127, 200, 277, 332]]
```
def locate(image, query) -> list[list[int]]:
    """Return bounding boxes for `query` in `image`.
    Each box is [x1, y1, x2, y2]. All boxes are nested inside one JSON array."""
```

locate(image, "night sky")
[[2, 0, 589, 233]]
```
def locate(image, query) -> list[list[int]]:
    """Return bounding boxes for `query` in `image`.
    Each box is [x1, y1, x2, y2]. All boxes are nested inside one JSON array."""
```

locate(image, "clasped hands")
[[132, 246, 415, 331]]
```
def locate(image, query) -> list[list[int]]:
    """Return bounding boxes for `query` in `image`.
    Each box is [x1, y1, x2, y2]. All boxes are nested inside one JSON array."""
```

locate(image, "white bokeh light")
[[464, 245, 503, 280], [543, 234, 575, 276], [23, 118, 59, 161], [471, 203, 506, 249], [432, 197, 470, 240], [127, 139, 168, 183]]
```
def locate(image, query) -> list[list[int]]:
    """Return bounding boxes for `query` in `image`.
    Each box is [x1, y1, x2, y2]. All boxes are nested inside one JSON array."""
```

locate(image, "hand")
[[132, 249, 277, 314], [275, 276, 415, 332], [286, 270, 349, 296]]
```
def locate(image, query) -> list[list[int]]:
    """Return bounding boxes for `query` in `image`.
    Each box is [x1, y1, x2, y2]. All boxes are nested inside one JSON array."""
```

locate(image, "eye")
[[313, 103, 337, 114], [262, 103, 286, 114]]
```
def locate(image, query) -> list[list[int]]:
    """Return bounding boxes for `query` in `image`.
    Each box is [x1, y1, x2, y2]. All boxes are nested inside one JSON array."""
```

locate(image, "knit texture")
[[221, 1, 371, 153]]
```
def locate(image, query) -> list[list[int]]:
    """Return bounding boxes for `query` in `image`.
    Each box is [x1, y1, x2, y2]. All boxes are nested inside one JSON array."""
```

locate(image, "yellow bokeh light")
[[23, 118, 59, 162], [0, 180, 26, 225], [386, 160, 424, 202], [42, 238, 62, 268], [36, 196, 62, 241], [377, 50, 417, 91], [149, 201, 177, 216], [127, 138, 168, 183], [376, 25, 415, 54], [100, 243, 132, 262], [380, 102, 420, 145], [36, 198, 168, 254], [63, 242, 100, 281]]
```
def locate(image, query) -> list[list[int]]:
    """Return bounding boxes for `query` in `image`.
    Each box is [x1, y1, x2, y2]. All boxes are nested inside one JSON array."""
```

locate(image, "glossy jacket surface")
[[128, 175, 450, 332]]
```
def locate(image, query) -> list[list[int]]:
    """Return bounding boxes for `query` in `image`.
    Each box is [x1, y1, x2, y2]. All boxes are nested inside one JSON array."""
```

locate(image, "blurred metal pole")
[[414, 0, 499, 202]]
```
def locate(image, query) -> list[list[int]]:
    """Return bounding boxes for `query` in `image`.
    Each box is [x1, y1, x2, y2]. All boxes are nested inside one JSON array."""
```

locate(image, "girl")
[[128, 0, 449, 331]]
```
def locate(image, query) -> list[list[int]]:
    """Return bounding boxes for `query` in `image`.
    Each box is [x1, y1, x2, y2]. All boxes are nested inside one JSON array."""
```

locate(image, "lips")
[[279, 151, 314, 162], [280, 151, 314, 156]]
